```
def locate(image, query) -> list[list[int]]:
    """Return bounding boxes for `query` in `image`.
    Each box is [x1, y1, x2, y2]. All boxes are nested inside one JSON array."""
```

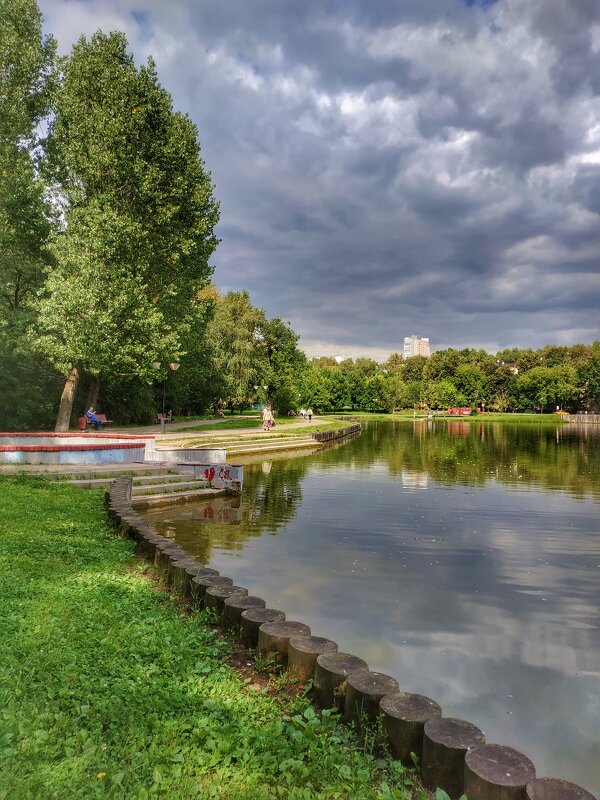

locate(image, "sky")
[[38, 0, 600, 359]]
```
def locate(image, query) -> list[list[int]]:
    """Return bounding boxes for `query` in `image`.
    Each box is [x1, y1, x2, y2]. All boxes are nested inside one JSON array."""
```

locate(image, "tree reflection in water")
[[141, 421, 599, 790], [143, 421, 598, 565], [142, 455, 310, 562], [317, 420, 600, 499]]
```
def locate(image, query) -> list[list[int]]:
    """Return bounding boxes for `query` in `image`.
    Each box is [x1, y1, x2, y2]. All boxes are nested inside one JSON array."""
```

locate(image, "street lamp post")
[[153, 361, 180, 433]]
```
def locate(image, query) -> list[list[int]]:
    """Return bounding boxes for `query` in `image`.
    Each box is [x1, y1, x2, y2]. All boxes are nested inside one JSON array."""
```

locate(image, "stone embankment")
[[107, 477, 597, 800], [162, 422, 362, 459], [565, 414, 600, 425]]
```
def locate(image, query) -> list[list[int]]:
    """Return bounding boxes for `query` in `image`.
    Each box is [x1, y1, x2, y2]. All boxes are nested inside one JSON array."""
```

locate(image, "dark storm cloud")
[[40, 0, 600, 356]]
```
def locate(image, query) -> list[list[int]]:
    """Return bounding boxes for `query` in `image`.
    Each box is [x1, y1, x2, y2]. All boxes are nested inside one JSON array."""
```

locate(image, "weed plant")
[[0, 476, 417, 799]]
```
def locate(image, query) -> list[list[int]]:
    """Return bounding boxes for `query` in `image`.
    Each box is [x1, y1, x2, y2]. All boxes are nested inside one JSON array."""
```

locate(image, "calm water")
[[143, 421, 600, 793]]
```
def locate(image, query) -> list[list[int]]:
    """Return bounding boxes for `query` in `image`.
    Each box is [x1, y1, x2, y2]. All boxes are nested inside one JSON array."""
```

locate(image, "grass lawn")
[[345, 411, 566, 425], [175, 416, 298, 432], [0, 476, 418, 800]]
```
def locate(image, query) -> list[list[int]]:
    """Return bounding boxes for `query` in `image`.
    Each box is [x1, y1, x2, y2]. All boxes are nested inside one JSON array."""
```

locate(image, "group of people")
[[262, 406, 314, 430]]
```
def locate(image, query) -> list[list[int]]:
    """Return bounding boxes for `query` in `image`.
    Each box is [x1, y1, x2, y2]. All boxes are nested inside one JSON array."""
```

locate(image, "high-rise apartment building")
[[403, 335, 430, 358]]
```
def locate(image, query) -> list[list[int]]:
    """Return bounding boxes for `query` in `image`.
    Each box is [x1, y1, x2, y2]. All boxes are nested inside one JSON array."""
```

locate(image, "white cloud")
[[37, 0, 600, 354]]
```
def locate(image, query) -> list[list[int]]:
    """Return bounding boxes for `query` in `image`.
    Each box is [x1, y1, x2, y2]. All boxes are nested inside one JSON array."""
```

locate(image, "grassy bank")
[[346, 411, 566, 425], [170, 417, 356, 448], [176, 415, 299, 432], [0, 476, 416, 800]]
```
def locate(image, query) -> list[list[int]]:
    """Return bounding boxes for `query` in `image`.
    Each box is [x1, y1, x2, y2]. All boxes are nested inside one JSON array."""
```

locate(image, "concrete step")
[[68, 477, 131, 489], [12, 463, 180, 481], [163, 433, 314, 447], [132, 480, 208, 496], [131, 473, 192, 485], [226, 439, 319, 455], [132, 487, 226, 508], [68, 472, 191, 490]]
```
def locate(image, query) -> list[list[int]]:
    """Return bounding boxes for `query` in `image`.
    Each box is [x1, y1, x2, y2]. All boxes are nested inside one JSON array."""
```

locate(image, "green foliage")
[[578, 344, 600, 409], [98, 374, 157, 425], [259, 317, 307, 414], [423, 380, 465, 410], [0, 0, 55, 146], [0, 0, 58, 431], [0, 320, 62, 429], [299, 345, 599, 415], [35, 30, 218, 423], [205, 291, 265, 410], [451, 364, 489, 405], [0, 477, 415, 798], [510, 365, 578, 411], [434, 791, 466, 800]]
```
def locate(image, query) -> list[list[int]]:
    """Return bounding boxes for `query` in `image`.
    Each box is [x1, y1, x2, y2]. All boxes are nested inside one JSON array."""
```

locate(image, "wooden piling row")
[[106, 477, 597, 800]]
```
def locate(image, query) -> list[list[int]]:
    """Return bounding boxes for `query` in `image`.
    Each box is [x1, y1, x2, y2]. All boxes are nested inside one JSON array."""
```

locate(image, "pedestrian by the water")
[[262, 406, 274, 431], [85, 406, 102, 430], [307, 407, 313, 422]]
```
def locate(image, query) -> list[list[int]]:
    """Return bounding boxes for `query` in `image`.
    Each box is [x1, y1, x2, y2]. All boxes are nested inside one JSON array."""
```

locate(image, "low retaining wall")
[[181, 463, 243, 491], [312, 423, 361, 443], [106, 477, 596, 800], [565, 414, 600, 424], [145, 447, 227, 464], [0, 433, 151, 464]]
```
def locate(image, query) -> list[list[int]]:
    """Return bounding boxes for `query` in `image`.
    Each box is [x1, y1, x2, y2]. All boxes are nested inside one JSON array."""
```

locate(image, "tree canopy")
[[35, 31, 219, 429]]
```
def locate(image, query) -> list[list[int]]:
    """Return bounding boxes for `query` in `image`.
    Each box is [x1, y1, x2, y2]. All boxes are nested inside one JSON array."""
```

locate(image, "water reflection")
[[142, 422, 600, 793], [144, 457, 309, 560]]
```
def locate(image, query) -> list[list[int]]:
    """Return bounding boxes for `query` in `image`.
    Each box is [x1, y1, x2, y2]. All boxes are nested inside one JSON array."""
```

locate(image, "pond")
[[142, 420, 600, 793]]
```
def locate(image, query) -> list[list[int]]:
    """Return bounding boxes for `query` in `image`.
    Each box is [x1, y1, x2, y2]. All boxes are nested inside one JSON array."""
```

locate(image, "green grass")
[[340, 411, 567, 425], [0, 476, 417, 800], [176, 416, 303, 432], [450, 412, 567, 424], [170, 419, 356, 449]]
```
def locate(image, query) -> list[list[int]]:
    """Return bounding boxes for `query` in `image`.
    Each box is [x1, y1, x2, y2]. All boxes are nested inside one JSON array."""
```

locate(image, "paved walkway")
[[114, 416, 325, 441]]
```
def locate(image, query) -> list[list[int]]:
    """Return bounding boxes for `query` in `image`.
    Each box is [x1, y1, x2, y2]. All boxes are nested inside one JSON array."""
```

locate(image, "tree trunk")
[[54, 366, 80, 431], [86, 374, 100, 410]]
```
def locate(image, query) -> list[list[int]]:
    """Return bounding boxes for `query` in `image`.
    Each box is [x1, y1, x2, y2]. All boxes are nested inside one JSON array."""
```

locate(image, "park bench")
[[77, 413, 114, 430]]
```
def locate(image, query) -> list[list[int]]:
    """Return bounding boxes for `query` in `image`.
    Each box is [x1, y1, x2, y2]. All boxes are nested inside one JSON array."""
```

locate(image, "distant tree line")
[[1, 1, 598, 431], [296, 344, 600, 414]]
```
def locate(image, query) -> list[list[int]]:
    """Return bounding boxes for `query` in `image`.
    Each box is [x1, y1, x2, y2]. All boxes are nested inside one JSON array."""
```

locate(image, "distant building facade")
[[403, 335, 431, 358]]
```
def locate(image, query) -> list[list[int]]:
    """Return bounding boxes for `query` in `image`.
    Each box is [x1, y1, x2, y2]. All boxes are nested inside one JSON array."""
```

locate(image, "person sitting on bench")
[[85, 406, 102, 430]]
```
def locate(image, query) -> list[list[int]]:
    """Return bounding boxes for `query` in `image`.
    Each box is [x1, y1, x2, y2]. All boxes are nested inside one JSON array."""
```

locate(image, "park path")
[[116, 415, 325, 441]]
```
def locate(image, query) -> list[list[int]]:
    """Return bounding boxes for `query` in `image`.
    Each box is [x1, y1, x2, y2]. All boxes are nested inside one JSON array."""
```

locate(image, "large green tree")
[[0, 0, 58, 430], [36, 31, 219, 430], [204, 291, 264, 412], [257, 317, 306, 413], [510, 366, 578, 411]]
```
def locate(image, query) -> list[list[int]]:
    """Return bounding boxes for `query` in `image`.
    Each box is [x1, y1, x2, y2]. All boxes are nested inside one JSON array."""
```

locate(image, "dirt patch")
[[227, 642, 306, 700]]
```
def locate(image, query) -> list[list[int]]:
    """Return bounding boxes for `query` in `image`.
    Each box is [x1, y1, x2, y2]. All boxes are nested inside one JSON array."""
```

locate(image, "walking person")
[[262, 406, 274, 431], [306, 407, 313, 422], [300, 408, 306, 421]]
